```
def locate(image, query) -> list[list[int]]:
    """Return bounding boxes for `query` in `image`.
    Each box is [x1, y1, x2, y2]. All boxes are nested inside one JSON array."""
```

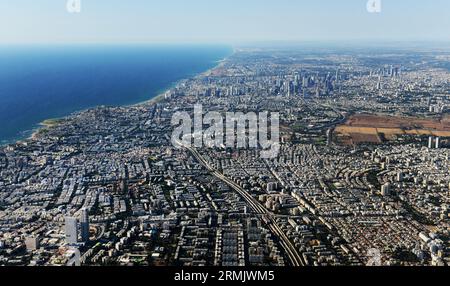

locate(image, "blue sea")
[[0, 44, 232, 145]]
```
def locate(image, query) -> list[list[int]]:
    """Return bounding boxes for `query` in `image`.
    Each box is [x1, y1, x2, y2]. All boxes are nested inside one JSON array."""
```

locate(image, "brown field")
[[345, 114, 450, 130], [335, 114, 450, 145]]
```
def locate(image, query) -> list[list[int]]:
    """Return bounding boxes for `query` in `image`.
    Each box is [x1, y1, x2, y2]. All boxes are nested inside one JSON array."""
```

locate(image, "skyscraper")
[[435, 137, 440, 149], [80, 208, 90, 243], [65, 217, 78, 245], [326, 128, 334, 146], [381, 183, 391, 196]]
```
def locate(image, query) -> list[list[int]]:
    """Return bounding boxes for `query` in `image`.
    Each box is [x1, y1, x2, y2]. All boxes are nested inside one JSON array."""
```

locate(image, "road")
[[179, 141, 305, 266]]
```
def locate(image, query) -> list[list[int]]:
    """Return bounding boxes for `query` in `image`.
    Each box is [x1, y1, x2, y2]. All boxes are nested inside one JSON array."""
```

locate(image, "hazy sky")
[[1, 0, 449, 44]]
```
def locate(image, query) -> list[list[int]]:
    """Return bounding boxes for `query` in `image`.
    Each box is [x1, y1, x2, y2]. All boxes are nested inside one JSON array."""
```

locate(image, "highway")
[[178, 141, 305, 266]]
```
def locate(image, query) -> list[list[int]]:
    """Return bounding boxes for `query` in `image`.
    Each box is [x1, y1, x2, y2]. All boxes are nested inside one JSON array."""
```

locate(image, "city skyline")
[[1, 44, 449, 267]]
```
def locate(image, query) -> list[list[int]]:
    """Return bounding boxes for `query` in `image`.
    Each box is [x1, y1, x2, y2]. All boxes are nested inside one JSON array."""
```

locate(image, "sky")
[[0, 0, 449, 44]]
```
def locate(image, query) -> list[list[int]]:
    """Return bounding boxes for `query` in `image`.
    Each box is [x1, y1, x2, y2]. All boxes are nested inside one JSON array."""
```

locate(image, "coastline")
[[18, 53, 232, 146]]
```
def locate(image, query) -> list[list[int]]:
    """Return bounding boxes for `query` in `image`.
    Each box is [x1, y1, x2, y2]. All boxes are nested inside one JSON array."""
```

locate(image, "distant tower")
[[287, 80, 293, 98], [80, 208, 90, 243], [427, 136, 440, 149], [326, 128, 334, 146], [65, 217, 78, 245], [381, 183, 391, 196], [302, 76, 308, 88], [377, 76, 382, 90]]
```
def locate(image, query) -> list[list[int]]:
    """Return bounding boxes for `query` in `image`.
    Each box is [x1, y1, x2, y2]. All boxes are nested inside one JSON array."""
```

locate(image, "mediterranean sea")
[[0, 44, 232, 144]]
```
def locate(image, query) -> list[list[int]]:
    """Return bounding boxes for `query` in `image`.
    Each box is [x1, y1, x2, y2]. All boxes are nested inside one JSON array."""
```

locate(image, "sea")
[[0, 44, 232, 145]]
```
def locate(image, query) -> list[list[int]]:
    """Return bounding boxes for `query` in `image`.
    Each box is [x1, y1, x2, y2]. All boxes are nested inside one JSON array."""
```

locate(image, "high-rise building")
[[65, 217, 78, 245], [428, 136, 441, 149], [381, 183, 391, 196], [80, 208, 90, 243], [326, 128, 334, 146], [302, 76, 308, 88], [286, 80, 293, 97]]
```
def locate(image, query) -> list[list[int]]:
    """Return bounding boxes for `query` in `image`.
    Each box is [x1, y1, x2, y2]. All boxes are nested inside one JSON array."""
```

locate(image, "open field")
[[335, 114, 450, 144]]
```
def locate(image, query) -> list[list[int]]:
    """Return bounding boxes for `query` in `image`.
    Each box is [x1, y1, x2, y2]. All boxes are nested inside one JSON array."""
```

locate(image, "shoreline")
[[8, 53, 232, 146]]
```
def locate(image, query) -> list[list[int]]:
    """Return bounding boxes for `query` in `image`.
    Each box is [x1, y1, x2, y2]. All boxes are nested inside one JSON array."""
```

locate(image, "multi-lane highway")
[[180, 142, 305, 266]]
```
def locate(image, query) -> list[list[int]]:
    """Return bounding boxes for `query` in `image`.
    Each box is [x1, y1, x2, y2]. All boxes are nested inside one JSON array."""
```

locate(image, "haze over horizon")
[[1, 0, 450, 45]]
